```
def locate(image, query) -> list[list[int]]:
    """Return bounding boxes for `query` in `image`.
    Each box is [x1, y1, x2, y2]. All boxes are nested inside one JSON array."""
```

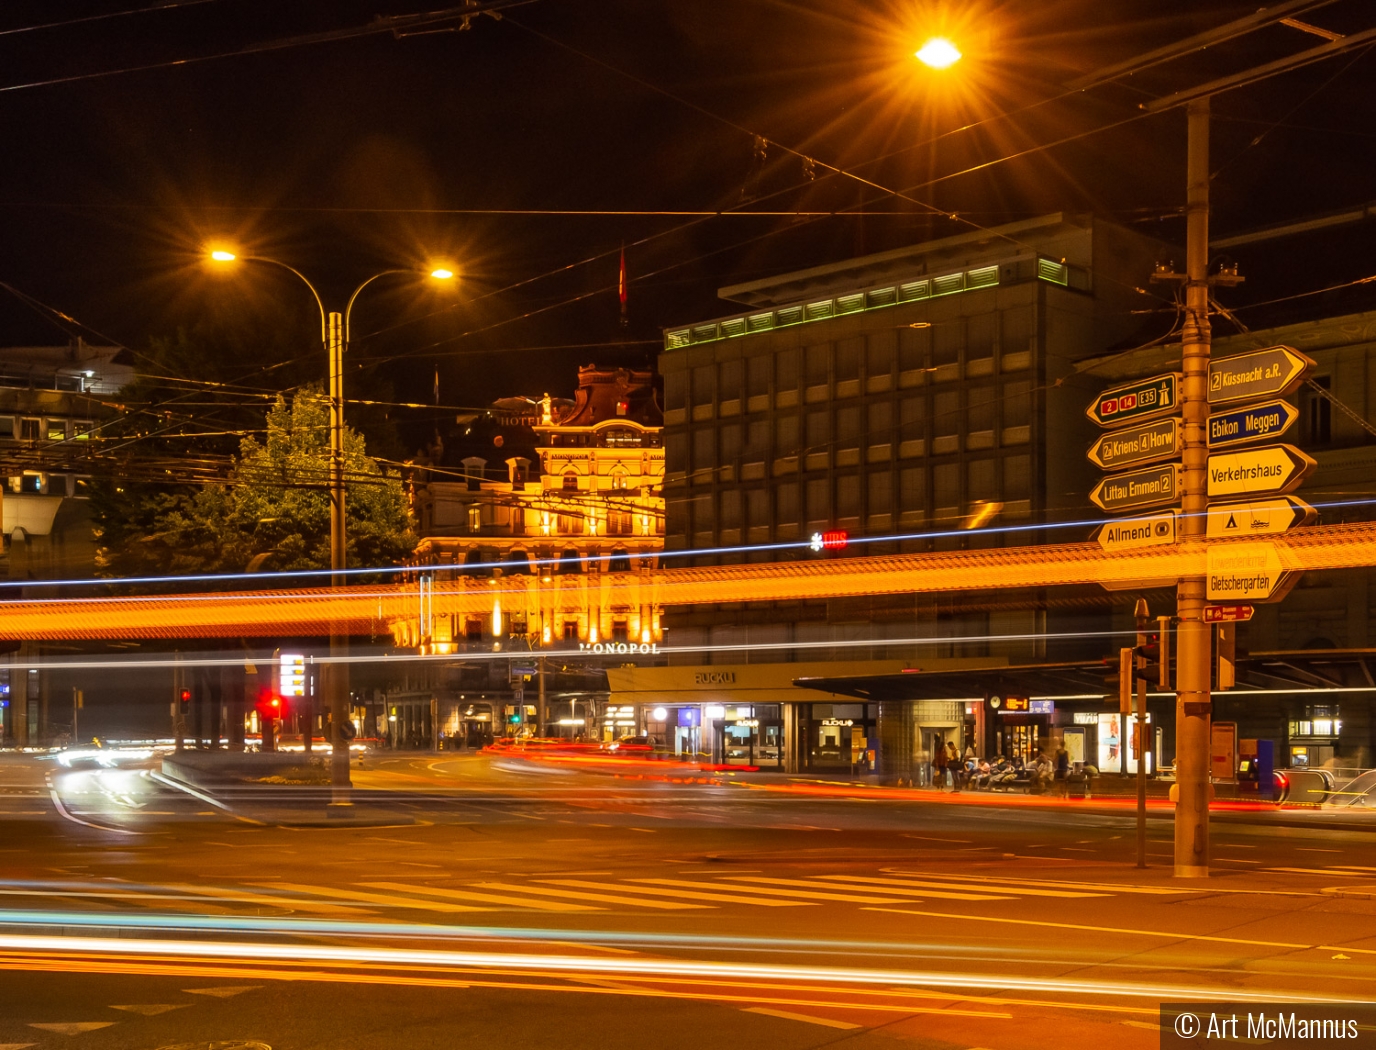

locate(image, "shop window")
[[20, 473, 44, 494], [562, 471, 579, 491]]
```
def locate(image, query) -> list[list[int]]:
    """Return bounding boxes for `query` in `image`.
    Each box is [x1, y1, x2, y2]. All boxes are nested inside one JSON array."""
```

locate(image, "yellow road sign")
[[1206, 444, 1315, 499], [1205, 497, 1316, 538]]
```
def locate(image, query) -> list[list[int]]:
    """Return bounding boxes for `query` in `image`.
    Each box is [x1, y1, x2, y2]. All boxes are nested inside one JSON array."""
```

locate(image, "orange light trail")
[[1, 521, 1374, 639]]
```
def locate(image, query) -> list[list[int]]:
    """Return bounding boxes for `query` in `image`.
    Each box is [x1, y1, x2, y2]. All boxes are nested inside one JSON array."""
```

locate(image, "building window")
[[465, 618, 483, 641], [557, 512, 584, 535], [719, 423, 741, 461], [609, 549, 631, 573], [563, 621, 580, 641], [559, 549, 583, 574], [562, 471, 579, 491], [747, 356, 770, 398], [867, 332, 894, 377], [1305, 378, 1332, 445], [610, 470, 628, 490], [0, 417, 13, 439], [933, 319, 963, 366], [468, 505, 482, 532], [775, 348, 799, 391], [609, 510, 634, 535], [900, 467, 925, 512], [805, 410, 828, 451], [868, 472, 892, 515], [835, 338, 861, 382], [867, 401, 893, 443], [691, 364, 715, 406], [719, 359, 742, 401], [692, 430, 714, 479], [506, 550, 532, 575], [603, 428, 641, 447], [898, 326, 929, 371], [45, 420, 67, 441], [665, 371, 687, 411], [805, 343, 829, 386], [20, 418, 39, 441]]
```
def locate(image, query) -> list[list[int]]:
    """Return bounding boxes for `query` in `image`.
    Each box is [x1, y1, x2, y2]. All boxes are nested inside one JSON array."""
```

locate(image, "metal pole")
[[328, 310, 352, 804], [1174, 97, 1212, 878], [1134, 599, 1150, 869], [537, 654, 547, 737]]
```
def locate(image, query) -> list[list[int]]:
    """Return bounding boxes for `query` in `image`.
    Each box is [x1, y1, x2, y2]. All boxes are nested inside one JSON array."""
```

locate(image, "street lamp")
[[207, 249, 455, 803], [915, 37, 962, 69]]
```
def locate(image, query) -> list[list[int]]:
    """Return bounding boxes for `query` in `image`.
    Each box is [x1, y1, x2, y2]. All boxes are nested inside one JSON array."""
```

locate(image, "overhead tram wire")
[[0, 1, 224, 38]]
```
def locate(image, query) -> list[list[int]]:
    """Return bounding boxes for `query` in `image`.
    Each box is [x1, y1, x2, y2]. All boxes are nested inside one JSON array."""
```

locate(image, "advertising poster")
[[1097, 713, 1122, 773]]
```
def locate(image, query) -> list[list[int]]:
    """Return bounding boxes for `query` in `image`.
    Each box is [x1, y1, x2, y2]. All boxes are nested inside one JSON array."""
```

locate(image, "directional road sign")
[[1208, 345, 1315, 406], [1206, 541, 1297, 602], [1089, 463, 1183, 514], [1207, 444, 1315, 499], [1207, 399, 1299, 449], [1087, 418, 1181, 471], [1086, 373, 1181, 428], [1093, 511, 1177, 551], [1203, 604, 1254, 624], [1205, 496, 1316, 539]]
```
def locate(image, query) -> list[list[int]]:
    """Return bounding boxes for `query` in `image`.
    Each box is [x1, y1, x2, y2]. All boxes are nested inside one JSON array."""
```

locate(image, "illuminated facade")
[[406, 366, 666, 653]]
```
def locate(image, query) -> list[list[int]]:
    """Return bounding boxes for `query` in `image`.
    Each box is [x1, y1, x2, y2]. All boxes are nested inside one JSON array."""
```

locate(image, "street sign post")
[[1087, 417, 1182, 470], [1086, 372, 1181, 428], [1207, 345, 1315, 406], [1089, 463, 1183, 514], [1205, 542, 1297, 602], [1203, 604, 1254, 623], [1207, 400, 1299, 448], [1206, 444, 1316, 499], [1205, 496, 1316, 538], [1093, 511, 1177, 551]]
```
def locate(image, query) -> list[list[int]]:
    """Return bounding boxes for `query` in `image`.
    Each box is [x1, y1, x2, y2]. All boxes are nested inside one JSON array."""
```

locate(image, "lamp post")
[[208, 250, 454, 802]]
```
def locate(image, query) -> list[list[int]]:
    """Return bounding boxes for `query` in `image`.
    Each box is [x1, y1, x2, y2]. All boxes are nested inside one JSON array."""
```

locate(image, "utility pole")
[[72, 687, 82, 745], [1174, 99, 1212, 879], [327, 310, 352, 804]]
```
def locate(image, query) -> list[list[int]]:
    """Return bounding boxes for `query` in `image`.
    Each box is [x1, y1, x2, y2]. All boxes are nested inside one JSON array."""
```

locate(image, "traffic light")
[[179, 688, 191, 716]]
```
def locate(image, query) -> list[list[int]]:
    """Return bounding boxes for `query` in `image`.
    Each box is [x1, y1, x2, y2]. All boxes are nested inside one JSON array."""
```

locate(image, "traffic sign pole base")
[[1173, 864, 1209, 879]]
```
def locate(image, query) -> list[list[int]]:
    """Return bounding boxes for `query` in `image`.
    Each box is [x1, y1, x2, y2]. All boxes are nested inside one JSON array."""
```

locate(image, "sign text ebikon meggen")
[[1085, 373, 1181, 428]]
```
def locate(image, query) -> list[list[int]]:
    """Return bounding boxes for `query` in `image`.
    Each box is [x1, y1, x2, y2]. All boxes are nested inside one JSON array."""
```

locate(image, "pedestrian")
[[932, 736, 948, 791], [945, 741, 962, 792], [1054, 745, 1070, 797]]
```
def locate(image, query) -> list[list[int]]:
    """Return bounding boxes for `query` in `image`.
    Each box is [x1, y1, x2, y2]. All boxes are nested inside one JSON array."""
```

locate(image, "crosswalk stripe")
[[644, 878, 913, 905], [1264, 867, 1369, 876], [574, 879, 813, 907], [821, 875, 1106, 899], [360, 882, 599, 912], [719, 876, 1009, 903], [882, 870, 1189, 895], [480, 882, 707, 910], [250, 882, 487, 913], [162, 883, 365, 917]]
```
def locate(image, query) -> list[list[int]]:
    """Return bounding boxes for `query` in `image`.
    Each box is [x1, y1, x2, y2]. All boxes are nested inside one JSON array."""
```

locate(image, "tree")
[[94, 388, 414, 578]]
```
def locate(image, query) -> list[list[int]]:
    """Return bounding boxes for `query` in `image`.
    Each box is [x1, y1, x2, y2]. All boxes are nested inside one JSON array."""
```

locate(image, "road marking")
[[657, 878, 914, 905], [27, 1023, 116, 1034], [1124, 1020, 1164, 1031], [46, 785, 137, 836], [182, 986, 262, 997], [109, 1005, 188, 1016], [744, 1006, 861, 1029], [1263, 867, 1369, 876], [718, 876, 1002, 903], [360, 882, 599, 912], [820, 875, 1105, 899], [580, 879, 813, 907], [251, 883, 487, 913], [0, 1043, 37, 1048], [160, 883, 365, 917], [481, 882, 707, 910], [1335, 866, 1376, 872], [882, 869, 1190, 895]]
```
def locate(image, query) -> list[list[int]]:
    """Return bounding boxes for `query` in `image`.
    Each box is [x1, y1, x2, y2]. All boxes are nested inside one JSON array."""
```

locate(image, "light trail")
[[5, 494, 1376, 594], [0, 931, 1353, 1005]]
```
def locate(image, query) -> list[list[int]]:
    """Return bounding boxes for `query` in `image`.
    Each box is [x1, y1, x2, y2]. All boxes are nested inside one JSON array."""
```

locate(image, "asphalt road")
[[2, 749, 1375, 1050]]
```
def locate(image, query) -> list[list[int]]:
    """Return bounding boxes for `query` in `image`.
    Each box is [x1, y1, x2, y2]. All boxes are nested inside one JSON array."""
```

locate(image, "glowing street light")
[[210, 249, 237, 262], [430, 267, 455, 280], [916, 37, 961, 69]]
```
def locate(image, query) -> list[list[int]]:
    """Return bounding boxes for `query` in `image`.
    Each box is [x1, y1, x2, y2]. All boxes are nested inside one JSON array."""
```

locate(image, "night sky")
[[3, 0, 1376, 454]]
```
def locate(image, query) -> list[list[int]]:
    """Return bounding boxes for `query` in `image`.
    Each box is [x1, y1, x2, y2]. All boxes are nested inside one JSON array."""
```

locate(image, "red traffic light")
[[179, 689, 191, 703]]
